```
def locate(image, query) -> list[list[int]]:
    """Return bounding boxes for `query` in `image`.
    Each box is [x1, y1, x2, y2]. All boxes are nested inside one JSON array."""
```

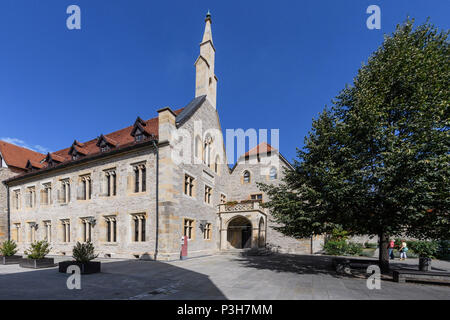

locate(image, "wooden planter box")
[[1, 255, 23, 265], [19, 257, 55, 269], [58, 261, 101, 274]]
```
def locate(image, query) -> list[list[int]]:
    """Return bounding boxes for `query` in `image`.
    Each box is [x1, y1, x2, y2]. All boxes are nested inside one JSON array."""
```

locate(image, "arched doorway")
[[227, 216, 252, 249], [258, 218, 265, 248]]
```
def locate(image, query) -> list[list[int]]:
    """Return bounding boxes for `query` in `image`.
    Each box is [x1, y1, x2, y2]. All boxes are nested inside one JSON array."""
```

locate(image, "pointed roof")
[[202, 11, 213, 44], [0, 140, 46, 171], [243, 142, 275, 157]]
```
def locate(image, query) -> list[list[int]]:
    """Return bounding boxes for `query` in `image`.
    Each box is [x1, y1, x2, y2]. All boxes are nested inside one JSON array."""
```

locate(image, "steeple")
[[195, 11, 217, 108]]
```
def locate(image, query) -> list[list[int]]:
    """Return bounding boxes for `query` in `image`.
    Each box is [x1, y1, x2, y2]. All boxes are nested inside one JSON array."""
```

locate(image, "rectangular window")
[[250, 193, 263, 200], [44, 221, 52, 242], [61, 179, 71, 203], [42, 183, 52, 205], [134, 167, 140, 193], [184, 174, 195, 197], [26, 187, 36, 208], [80, 175, 92, 200], [141, 167, 146, 192], [105, 170, 117, 197], [106, 216, 117, 242], [81, 218, 92, 242], [28, 222, 37, 243], [203, 223, 211, 240], [132, 214, 146, 242], [12, 223, 21, 242], [13, 190, 21, 210], [62, 220, 71, 242], [204, 186, 212, 204], [183, 219, 194, 240]]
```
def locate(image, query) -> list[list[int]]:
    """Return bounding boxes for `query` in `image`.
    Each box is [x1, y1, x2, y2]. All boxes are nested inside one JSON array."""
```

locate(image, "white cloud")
[[0, 137, 51, 154]]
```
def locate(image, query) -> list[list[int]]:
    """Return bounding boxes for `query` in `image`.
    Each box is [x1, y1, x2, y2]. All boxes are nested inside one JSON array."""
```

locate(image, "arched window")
[[243, 171, 251, 183], [269, 167, 277, 180], [203, 135, 213, 166]]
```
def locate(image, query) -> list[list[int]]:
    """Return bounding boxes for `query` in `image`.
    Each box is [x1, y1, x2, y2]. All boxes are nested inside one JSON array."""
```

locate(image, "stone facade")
[[2, 13, 323, 260], [0, 168, 17, 242]]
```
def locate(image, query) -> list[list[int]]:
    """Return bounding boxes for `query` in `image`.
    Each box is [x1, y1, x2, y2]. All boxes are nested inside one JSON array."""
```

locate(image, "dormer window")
[[135, 133, 144, 142], [96, 134, 117, 153], [131, 117, 151, 142]]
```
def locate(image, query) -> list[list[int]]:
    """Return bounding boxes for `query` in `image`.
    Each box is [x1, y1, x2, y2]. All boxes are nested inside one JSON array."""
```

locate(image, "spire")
[[195, 11, 217, 108]]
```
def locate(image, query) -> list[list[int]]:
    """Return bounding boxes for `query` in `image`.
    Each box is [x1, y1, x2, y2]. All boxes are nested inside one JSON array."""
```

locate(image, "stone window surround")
[[242, 170, 251, 184], [204, 183, 213, 206], [60, 178, 71, 204], [43, 220, 52, 242], [104, 168, 117, 197], [78, 174, 92, 201], [26, 186, 36, 209], [80, 217, 94, 242], [12, 189, 21, 211], [183, 218, 195, 241], [12, 223, 21, 242], [41, 182, 52, 206], [104, 215, 117, 243], [182, 170, 197, 199], [131, 162, 147, 194], [202, 222, 212, 240], [131, 213, 147, 242], [61, 219, 71, 243]]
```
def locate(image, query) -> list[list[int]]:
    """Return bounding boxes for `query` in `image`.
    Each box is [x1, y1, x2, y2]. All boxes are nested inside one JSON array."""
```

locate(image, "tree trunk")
[[378, 232, 390, 273]]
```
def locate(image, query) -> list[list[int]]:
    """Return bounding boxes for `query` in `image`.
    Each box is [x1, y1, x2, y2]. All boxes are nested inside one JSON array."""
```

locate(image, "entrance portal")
[[227, 216, 252, 249]]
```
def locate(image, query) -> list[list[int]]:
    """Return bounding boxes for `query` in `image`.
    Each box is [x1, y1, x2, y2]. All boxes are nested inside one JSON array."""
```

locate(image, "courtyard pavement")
[[0, 253, 449, 300]]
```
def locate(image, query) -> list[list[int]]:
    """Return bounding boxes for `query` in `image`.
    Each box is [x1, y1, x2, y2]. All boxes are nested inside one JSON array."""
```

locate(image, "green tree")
[[259, 19, 449, 272]]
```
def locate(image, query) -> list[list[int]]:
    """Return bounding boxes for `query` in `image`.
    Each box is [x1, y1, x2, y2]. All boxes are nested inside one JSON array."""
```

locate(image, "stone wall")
[[0, 168, 17, 242], [7, 147, 157, 259]]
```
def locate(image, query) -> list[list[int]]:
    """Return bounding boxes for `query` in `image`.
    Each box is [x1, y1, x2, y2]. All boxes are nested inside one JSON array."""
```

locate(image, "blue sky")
[[0, 0, 448, 164]]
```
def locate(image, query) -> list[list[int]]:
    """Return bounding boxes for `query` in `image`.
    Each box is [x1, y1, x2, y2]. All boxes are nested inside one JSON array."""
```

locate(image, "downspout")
[[152, 140, 159, 260], [6, 184, 10, 241]]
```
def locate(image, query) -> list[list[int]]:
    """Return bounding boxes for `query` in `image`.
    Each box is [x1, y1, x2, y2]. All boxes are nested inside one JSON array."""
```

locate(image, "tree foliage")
[[72, 241, 98, 263], [259, 19, 449, 266]]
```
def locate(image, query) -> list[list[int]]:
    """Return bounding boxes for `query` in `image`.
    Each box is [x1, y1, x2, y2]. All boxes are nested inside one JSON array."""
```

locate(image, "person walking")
[[388, 239, 395, 260], [400, 240, 408, 260]]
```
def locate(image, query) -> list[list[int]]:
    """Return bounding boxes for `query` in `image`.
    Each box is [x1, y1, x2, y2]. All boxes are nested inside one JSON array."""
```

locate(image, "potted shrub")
[[0, 240, 22, 264], [20, 240, 54, 268], [408, 241, 439, 271], [59, 241, 100, 274]]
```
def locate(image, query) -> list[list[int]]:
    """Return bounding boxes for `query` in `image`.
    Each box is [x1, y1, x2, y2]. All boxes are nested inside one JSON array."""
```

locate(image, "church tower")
[[195, 11, 217, 108]]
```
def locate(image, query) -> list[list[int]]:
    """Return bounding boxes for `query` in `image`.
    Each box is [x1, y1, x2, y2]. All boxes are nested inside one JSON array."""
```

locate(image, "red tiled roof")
[[50, 108, 183, 163], [243, 142, 276, 157], [0, 141, 46, 171]]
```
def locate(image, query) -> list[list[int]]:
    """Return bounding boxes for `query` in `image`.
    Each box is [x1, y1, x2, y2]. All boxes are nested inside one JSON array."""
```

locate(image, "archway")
[[258, 218, 265, 248], [227, 216, 252, 249]]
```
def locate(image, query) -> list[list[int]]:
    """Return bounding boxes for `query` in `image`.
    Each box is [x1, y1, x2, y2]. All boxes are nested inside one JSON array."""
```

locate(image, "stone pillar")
[[156, 107, 181, 260]]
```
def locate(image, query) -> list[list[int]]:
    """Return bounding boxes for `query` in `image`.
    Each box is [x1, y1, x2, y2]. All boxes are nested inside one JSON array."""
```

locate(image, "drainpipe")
[[6, 184, 10, 241], [152, 140, 159, 260]]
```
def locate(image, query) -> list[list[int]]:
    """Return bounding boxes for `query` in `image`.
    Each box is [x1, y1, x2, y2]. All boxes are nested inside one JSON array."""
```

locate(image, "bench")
[[332, 258, 379, 274], [393, 270, 450, 284]]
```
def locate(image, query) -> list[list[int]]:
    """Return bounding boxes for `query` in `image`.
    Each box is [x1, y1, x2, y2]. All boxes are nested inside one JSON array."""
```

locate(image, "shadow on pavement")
[[0, 259, 227, 300]]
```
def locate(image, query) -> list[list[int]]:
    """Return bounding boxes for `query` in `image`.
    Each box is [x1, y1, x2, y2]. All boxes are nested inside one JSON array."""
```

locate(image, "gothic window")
[[243, 171, 251, 184], [13, 190, 21, 210], [220, 193, 227, 204], [195, 136, 202, 159], [270, 167, 277, 180], [203, 135, 213, 166], [60, 179, 71, 204]]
